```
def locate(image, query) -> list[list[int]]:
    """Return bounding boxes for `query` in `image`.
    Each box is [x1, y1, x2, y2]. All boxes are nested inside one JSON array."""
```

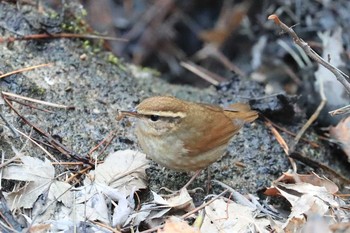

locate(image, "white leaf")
[[74, 191, 110, 224], [2, 156, 73, 210], [201, 199, 272, 233], [2, 156, 54, 181], [112, 192, 134, 227], [85, 150, 149, 195]]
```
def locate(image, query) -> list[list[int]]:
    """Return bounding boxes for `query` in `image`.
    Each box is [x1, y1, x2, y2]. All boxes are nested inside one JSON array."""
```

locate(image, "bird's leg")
[[206, 167, 212, 193]]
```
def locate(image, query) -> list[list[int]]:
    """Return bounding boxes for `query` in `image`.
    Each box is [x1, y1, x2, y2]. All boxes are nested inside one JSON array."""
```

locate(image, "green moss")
[[29, 84, 46, 96], [49, 11, 59, 19], [107, 54, 119, 65], [60, 7, 89, 34], [141, 67, 161, 77], [81, 9, 88, 17], [82, 40, 90, 50]]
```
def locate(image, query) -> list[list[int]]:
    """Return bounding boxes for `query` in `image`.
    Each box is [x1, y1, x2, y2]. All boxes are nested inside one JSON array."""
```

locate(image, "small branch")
[[2, 92, 74, 110], [5, 97, 54, 113], [0, 63, 52, 79], [88, 129, 118, 160], [0, 33, 128, 44], [329, 104, 350, 116], [268, 14, 350, 95], [0, 112, 18, 138], [265, 118, 319, 148], [291, 80, 326, 151], [180, 61, 224, 86], [0, 191, 23, 232], [264, 119, 297, 172], [181, 189, 228, 219], [2, 94, 92, 166]]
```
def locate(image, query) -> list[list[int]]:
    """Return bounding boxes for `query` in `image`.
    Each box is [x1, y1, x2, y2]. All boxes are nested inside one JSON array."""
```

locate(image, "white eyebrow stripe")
[[137, 110, 186, 118]]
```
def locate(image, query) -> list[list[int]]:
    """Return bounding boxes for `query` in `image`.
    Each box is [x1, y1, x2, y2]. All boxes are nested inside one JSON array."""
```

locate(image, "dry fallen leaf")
[[272, 172, 339, 194], [2, 156, 72, 210], [330, 116, 350, 162], [152, 189, 194, 211], [201, 198, 272, 233], [72, 150, 148, 227], [301, 215, 332, 233], [85, 149, 149, 195], [73, 183, 110, 224], [265, 175, 347, 232], [123, 189, 195, 230], [158, 216, 199, 233]]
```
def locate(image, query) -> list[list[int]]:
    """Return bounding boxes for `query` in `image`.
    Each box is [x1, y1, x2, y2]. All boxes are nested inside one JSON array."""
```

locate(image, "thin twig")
[[88, 129, 118, 160], [2, 91, 74, 109], [268, 14, 350, 94], [91, 221, 121, 233], [181, 189, 229, 219], [266, 118, 319, 148], [289, 152, 350, 185], [0, 191, 22, 232], [0, 63, 52, 79], [65, 165, 92, 183], [291, 80, 326, 151], [5, 97, 54, 113], [209, 47, 246, 77], [0, 33, 127, 43], [264, 119, 297, 172], [51, 161, 84, 166], [0, 124, 58, 165], [0, 112, 18, 138], [2, 95, 91, 165], [0, 154, 21, 169], [180, 61, 224, 86], [329, 104, 350, 116]]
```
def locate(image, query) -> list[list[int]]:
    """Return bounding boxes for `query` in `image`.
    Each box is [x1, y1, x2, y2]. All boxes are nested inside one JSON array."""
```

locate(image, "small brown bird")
[[117, 96, 258, 172]]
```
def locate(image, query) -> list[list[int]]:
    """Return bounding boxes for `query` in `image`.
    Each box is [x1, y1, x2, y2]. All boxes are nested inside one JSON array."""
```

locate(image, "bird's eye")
[[150, 115, 160, 121]]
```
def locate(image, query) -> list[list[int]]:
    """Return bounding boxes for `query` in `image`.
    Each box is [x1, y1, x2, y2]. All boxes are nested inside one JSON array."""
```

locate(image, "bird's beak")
[[116, 109, 140, 121]]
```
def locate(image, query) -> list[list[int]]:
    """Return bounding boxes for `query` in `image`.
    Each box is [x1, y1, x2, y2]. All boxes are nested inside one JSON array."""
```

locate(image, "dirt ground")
[[0, 1, 349, 232]]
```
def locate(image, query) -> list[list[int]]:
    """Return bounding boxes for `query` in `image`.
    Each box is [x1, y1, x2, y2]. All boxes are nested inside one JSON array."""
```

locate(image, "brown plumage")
[[121, 96, 258, 171]]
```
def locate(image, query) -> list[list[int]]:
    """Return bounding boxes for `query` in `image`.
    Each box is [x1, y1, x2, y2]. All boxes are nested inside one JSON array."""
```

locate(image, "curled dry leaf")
[[330, 116, 350, 162], [269, 172, 339, 194], [264, 174, 346, 233], [152, 189, 194, 211], [123, 189, 195, 229]]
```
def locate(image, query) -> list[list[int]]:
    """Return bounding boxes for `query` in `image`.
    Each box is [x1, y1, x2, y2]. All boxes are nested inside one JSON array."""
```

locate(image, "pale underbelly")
[[139, 135, 227, 171]]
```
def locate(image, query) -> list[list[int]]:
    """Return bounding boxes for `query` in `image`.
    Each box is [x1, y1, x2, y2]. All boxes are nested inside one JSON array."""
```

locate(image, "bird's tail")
[[223, 103, 258, 123]]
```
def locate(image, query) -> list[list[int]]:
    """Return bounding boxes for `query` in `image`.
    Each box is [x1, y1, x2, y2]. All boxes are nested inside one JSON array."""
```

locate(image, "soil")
[[0, 1, 349, 205]]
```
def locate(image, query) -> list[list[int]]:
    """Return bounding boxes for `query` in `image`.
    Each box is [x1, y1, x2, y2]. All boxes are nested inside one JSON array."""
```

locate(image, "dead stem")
[[0, 63, 52, 79], [268, 14, 350, 94]]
